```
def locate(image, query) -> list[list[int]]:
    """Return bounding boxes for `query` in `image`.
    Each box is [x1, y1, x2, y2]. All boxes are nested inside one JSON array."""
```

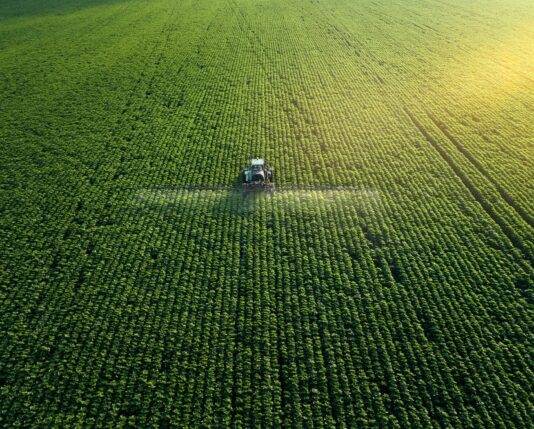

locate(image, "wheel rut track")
[[403, 107, 532, 266], [229, 205, 246, 429], [425, 111, 533, 229]]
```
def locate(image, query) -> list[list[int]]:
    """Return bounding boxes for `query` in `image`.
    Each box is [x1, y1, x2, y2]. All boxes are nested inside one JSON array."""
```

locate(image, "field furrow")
[[1, 0, 532, 427]]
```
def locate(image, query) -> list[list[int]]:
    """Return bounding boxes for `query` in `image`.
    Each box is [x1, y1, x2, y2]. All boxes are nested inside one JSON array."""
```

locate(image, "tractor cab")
[[242, 158, 274, 193]]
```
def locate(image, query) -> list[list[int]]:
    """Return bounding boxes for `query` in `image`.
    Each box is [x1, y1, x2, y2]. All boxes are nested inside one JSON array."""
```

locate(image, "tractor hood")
[[252, 170, 265, 182], [244, 169, 265, 182]]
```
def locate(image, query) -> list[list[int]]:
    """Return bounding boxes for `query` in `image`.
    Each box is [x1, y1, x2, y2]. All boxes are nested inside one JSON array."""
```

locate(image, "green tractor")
[[242, 158, 275, 193]]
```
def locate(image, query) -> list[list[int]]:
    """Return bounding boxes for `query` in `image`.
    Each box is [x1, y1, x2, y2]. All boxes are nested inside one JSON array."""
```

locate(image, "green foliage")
[[0, 0, 532, 427]]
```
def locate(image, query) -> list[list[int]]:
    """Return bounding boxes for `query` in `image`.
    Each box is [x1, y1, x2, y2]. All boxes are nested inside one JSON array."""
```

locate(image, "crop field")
[[1, 0, 533, 427]]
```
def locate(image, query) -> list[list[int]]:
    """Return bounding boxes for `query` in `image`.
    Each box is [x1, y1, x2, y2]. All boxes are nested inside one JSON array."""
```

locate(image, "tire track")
[[425, 111, 533, 228], [403, 107, 532, 264]]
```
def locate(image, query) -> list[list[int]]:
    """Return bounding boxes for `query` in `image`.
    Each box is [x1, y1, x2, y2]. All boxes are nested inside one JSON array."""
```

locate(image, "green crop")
[[0, 0, 532, 427]]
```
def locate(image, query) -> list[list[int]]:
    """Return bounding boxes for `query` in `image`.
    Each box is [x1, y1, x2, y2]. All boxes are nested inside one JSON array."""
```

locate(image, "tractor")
[[242, 158, 275, 193]]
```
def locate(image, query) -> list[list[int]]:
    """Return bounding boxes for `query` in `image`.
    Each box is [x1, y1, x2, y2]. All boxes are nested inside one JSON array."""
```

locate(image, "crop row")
[[1, 0, 532, 427]]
